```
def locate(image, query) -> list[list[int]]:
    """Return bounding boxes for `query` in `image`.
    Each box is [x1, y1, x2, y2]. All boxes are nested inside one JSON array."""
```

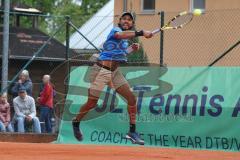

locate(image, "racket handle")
[[152, 29, 161, 35]]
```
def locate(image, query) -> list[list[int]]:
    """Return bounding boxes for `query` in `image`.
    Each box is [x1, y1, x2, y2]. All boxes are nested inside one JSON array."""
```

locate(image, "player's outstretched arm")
[[114, 30, 153, 39]]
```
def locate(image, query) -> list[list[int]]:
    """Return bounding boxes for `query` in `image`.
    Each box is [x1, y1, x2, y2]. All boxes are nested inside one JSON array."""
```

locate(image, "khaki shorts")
[[89, 64, 129, 97]]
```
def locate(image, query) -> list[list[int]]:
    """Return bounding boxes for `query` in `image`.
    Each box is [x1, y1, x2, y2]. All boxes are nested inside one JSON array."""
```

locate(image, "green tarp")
[[57, 66, 240, 152]]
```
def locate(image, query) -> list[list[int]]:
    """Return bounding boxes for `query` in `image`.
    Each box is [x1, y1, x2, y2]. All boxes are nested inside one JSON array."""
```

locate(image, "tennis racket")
[[152, 11, 193, 35]]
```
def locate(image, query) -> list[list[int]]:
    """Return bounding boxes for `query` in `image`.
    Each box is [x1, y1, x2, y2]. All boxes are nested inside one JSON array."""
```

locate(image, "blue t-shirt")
[[98, 27, 129, 62]]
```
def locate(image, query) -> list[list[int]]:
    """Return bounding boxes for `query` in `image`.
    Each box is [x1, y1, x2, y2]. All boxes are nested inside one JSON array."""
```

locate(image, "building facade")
[[114, 0, 240, 66]]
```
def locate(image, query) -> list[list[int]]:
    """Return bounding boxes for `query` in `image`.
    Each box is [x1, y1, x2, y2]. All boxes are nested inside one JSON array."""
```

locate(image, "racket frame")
[[152, 11, 193, 35]]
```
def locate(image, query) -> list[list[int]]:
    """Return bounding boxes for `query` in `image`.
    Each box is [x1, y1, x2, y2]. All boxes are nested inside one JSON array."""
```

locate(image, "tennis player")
[[72, 12, 153, 145]]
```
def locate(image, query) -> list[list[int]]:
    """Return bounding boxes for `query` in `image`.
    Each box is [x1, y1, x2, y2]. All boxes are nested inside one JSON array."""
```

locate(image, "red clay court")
[[1, 142, 239, 160]]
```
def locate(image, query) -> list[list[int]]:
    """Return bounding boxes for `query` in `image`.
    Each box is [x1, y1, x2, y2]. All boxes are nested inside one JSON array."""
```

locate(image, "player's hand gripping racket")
[[152, 11, 193, 35]]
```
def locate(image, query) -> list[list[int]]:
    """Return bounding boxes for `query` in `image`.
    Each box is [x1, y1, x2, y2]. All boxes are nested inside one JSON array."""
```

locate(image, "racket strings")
[[170, 14, 193, 28]]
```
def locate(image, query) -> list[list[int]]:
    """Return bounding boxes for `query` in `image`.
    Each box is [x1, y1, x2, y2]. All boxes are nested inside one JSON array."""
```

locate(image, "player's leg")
[[113, 69, 144, 145], [115, 83, 137, 124], [115, 84, 144, 145], [72, 64, 111, 141], [72, 94, 99, 141], [72, 79, 105, 141], [74, 95, 99, 122]]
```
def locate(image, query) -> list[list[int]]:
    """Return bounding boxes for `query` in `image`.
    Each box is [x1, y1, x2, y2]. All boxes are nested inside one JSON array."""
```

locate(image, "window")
[[190, 0, 205, 12], [141, 0, 155, 12]]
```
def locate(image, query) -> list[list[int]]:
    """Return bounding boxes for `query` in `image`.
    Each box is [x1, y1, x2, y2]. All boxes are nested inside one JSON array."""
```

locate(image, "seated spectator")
[[37, 75, 54, 133], [13, 87, 41, 133], [11, 70, 33, 97], [0, 93, 14, 132]]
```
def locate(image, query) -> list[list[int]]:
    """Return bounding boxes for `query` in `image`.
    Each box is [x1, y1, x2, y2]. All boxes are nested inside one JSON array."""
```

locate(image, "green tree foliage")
[[11, 0, 109, 42]]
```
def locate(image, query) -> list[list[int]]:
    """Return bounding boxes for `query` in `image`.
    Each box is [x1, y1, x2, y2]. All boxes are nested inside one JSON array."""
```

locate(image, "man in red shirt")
[[37, 75, 54, 133]]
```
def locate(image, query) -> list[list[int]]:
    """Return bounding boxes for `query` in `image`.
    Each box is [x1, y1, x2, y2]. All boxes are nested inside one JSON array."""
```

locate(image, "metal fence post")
[[1, 0, 10, 93], [160, 11, 164, 67], [65, 16, 70, 95], [65, 16, 70, 61]]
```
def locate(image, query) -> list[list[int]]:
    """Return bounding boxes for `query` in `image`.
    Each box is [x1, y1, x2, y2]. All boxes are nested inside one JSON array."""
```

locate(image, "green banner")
[[57, 66, 240, 152]]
